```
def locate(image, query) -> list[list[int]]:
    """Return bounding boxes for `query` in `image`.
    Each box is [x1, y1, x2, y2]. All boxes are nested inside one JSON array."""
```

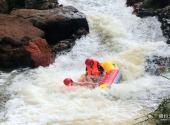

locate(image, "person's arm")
[[74, 81, 98, 88]]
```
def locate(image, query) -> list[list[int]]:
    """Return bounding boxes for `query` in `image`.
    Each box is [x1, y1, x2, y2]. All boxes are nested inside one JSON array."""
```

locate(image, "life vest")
[[86, 61, 101, 77]]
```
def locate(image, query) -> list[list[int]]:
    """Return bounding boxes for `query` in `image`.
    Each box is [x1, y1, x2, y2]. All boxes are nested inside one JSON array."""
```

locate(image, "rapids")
[[0, 0, 170, 125]]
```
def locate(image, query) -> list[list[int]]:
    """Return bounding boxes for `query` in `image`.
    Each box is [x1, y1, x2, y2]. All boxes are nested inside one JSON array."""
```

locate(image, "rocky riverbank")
[[0, 0, 89, 71], [126, 0, 170, 75], [126, 2, 170, 124], [126, 0, 170, 44]]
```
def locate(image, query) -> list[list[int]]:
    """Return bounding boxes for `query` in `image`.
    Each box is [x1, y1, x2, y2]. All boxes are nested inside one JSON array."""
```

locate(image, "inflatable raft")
[[99, 61, 122, 89], [99, 68, 122, 89], [63, 61, 122, 89]]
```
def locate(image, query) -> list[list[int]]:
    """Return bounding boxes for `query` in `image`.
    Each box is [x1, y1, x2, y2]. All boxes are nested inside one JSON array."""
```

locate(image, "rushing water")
[[1, 0, 170, 125]]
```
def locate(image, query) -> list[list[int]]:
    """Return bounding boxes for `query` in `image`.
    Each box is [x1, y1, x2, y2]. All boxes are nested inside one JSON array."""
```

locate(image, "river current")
[[0, 0, 170, 125]]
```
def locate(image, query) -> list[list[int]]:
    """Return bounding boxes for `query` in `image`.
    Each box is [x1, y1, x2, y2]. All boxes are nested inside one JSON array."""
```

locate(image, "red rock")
[[0, 14, 46, 70], [25, 38, 54, 67], [0, 14, 44, 42]]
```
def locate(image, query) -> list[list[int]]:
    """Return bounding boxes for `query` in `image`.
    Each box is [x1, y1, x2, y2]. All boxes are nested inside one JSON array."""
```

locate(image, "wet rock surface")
[[11, 6, 89, 44], [0, 14, 47, 69], [145, 55, 170, 75], [0, 14, 44, 42], [0, 1, 89, 71], [25, 38, 54, 67], [126, 0, 170, 44]]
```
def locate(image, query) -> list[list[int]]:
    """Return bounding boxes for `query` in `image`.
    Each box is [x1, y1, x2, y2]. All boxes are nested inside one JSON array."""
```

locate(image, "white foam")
[[1, 0, 170, 125]]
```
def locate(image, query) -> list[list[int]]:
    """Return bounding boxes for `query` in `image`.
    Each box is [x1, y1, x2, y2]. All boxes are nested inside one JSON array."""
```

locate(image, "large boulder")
[[0, 14, 54, 69], [0, 38, 54, 70], [0, 0, 8, 13], [11, 6, 89, 44], [0, 37, 33, 69], [0, 2, 89, 71]]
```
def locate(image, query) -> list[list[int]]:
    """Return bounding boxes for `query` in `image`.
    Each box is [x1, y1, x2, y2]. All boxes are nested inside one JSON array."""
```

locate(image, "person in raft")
[[79, 58, 104, 83], [81, 59, 120, 88], [64, 59, 120, 88], [64, 58, 104, 88]]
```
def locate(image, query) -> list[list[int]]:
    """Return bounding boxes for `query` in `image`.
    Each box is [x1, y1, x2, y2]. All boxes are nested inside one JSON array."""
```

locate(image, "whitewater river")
[[0, 0, 170, 125]]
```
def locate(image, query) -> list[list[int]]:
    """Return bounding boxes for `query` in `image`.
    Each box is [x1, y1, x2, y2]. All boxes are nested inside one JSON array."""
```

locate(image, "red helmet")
[[63, 78, 73, 86], [85, 58, 93, 66]]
